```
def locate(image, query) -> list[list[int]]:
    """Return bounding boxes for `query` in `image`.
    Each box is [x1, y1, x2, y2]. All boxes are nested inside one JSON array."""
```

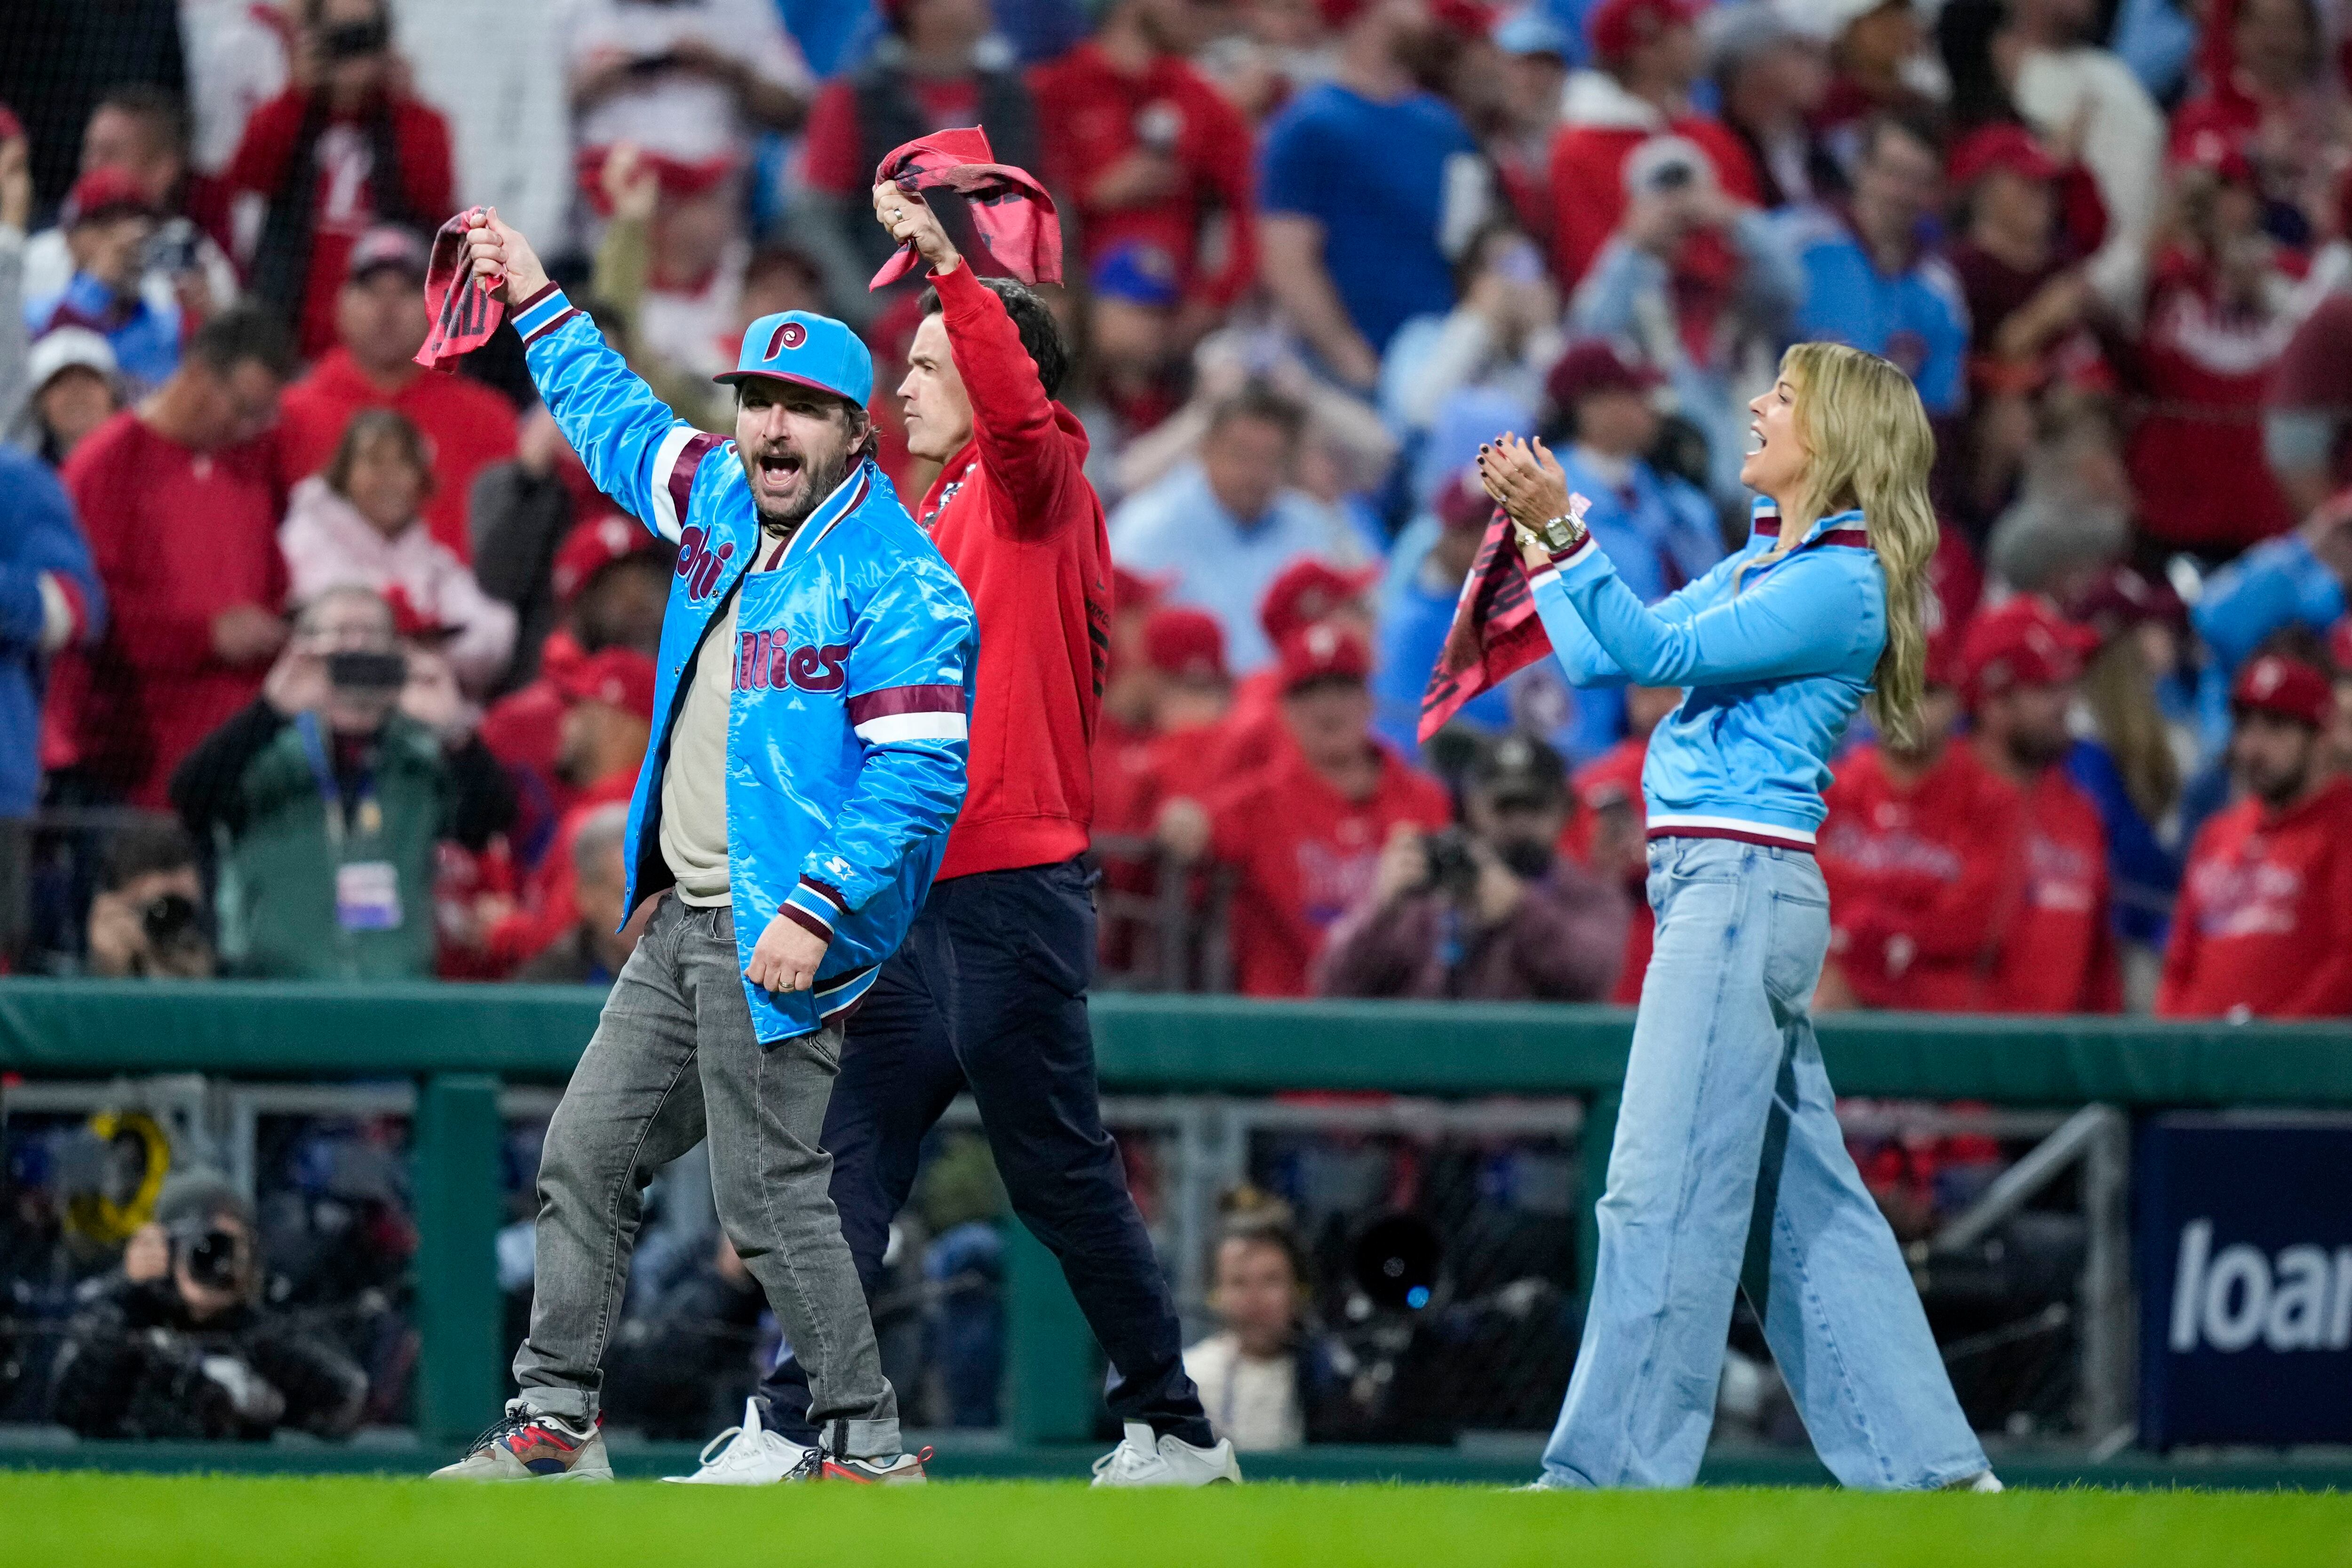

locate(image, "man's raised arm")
[[462, 209, 722, 543]]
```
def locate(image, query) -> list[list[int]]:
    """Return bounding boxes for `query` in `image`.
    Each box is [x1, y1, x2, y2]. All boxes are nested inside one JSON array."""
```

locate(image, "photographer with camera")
[[84, 820, 216, 979], [1318, 732, 1629, 1001], [168, 585, 513, 980], [49, 1173, 367, 1441]]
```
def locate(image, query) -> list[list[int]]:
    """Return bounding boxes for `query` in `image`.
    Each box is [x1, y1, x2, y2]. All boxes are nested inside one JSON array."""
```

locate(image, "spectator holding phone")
[[168, 585, 513, 981], [223, 0, 457, 358]]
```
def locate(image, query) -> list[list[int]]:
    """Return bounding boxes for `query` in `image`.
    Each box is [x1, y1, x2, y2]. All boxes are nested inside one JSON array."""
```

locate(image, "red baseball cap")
[[384, 585, 458, 643], [1435, 467, 1497, 533], [64, 166, 158, 226], [553, 514, 660, 605], [1547, 338, 1662, 411], [1961, 597, 2098, 707], [1947, 124, 2061, 189], [1259, 557, 1382, 649], [1278, 622, 1374, 693], [1589, 0, 1700, 62], [2231, 653, 2333, 729], [1111, 565, 1173, 618], [554, 646, 658, 720], [1142, 607, 1227, 684], [2176, 127, 2256, 186]]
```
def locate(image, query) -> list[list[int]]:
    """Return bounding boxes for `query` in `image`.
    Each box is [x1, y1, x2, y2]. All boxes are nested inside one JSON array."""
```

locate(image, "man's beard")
[[754, 446, 853, 536]]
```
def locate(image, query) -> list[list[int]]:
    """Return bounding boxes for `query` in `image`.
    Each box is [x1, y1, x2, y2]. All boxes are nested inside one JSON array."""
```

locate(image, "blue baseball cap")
[[1089, 242, 1181, 309], [716, 310, 873, 407]]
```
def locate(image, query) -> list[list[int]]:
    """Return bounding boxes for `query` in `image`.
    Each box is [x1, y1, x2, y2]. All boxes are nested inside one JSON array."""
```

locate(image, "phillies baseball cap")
[[1143, 607, 1228, 684], [716, 311, 873, 408], [1589, 0, 1700, 61], [1278, 623, 1374, 693], [553, 514, 661, 604], [1260, 558, 1382, 649], [555, 647, 658, 721], [64, 166, 158, 226], [1548, 338, 1663, 409], [1961, 597, 2099, 707], [347, 224, 429, 284], [2231, 654, 2333, 730], [1947, 124, 2061, 189]]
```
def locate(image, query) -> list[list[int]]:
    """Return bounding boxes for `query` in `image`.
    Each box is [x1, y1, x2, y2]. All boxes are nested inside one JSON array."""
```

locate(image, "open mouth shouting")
[[750, 445, 809, 512]]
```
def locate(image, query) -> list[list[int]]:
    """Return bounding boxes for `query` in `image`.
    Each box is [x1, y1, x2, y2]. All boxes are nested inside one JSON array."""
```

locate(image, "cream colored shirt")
[[661, 585, 739, 906], [1181, 1331, 1303, 1452]]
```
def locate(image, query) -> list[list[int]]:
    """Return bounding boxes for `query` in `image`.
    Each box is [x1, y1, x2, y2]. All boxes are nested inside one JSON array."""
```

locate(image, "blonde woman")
[[1477, 342, 1996, 1492]]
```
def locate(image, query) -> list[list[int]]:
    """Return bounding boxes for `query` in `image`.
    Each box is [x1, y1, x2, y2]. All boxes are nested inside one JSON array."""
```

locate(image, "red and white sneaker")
[[821, 1446, 932, 1484]]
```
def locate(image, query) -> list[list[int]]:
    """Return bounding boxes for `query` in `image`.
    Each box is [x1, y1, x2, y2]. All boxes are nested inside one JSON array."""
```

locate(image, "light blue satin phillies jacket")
[[1529, 498, 1886, 849], [515, 286, 978, 1040]]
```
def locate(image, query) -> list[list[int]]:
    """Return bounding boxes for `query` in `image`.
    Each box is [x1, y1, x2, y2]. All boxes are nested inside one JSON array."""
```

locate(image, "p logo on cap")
[[718, 310, 873, 408]]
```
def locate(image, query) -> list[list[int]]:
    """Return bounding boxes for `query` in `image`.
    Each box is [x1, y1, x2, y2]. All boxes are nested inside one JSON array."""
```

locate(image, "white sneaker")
[[1942, 1470, 2004, 1492], [1089, 1421, 1242, 1488], [660, 1398, 818, 1485]]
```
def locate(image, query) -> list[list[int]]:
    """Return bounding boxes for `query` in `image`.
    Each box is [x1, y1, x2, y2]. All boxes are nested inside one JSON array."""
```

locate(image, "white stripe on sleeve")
[[854, 712, 970, 744], [644, 424, 700, 543]]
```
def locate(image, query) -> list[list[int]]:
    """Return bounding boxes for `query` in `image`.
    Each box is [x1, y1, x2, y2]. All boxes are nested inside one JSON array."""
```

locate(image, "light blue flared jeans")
[[1540, 836, 1987, 1489]]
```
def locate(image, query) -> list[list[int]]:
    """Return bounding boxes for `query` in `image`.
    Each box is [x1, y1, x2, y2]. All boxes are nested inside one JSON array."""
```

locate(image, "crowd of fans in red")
[[2, 0, 2351, 1019]]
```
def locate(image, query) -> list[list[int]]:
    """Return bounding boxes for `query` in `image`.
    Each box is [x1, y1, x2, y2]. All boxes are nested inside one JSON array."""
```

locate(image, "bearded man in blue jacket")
[[436, 211, 976, 1485]]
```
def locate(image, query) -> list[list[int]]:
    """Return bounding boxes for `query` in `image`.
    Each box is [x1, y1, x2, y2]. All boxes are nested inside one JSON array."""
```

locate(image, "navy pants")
[[761, 858, 1211, 1446]]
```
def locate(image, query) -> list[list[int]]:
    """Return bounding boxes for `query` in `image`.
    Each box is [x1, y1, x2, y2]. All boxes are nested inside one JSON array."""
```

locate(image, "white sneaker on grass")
[[1089, 1421, 1242, 1488], [662, 1398, 818, 1484]]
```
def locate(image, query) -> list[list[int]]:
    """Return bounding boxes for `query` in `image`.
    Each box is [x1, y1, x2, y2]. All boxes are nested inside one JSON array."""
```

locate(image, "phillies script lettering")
[[675, 525, 736, 600], [735, 633, 849, 694]]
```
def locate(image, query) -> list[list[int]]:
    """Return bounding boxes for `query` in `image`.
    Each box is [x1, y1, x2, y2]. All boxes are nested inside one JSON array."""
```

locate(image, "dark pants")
[[760, 859, 1210, 1447]]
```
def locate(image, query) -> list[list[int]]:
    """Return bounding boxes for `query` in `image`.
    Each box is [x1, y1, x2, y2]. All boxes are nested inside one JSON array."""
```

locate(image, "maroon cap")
[[347, 224, 430, 283], [1961, 597, 2099, 707], [2067, 564, 2187, 638], [2232, 654, 2332, 729], [1259, 557, 1382, 649], [1142, 607, 1227, 684], [1589, 0, 1700, 62], [64, 166, 158, 226], [552, 515, 660, 605], [2330, 616, 2352, 676], [1948, 124, 2061, 189], [1435, 467, 1497, 532], [1547, 338, 1662, 411], [1278, 622, 1373, 693], [555, 646, 658, 720]]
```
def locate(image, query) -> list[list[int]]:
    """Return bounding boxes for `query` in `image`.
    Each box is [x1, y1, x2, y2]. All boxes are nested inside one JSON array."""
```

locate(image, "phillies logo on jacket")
[[675, 524, 736, 601]]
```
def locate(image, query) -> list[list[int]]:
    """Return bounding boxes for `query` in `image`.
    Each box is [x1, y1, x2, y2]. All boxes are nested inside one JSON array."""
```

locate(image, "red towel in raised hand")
[[870, 126, 1061, 290], [414, 208, 505, 372], [1418, 507, 1556, 742]]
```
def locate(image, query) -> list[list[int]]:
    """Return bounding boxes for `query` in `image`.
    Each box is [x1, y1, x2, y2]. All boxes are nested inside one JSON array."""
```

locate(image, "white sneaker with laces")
[[660, 1398, 818, 1485], [1089, 1421, 1242, 1488]]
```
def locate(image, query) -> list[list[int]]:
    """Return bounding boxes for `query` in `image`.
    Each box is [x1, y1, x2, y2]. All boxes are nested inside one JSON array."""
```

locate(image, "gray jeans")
[[513, 894, 898, 1457]]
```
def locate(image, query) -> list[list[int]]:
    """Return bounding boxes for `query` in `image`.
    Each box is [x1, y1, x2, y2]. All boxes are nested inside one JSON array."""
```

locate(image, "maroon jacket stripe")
[[846, 684, 965, 723], [667, 432, 726, 524]]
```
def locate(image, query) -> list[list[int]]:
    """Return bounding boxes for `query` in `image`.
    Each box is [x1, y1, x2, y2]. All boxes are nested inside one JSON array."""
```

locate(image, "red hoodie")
[[2158, 776, 2352, 1018], [920, 263, 1111, 880], [276, 347, 519, 562], [1818, 742, 2026, 1012], [1545, 73, 1760, 290], [1985, 763, 2120, 1014]]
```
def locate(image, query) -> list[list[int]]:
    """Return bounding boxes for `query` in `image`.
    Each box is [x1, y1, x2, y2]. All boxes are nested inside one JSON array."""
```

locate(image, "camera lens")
[[142, 892, 200, 946], [186, 1226, 244, 1290]]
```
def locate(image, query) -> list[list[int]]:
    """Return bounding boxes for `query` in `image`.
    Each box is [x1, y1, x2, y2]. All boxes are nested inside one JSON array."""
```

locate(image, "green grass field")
[[7, 1475, 2351, 1568]]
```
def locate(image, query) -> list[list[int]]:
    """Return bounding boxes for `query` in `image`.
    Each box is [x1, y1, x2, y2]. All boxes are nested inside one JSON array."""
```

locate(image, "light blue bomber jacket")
[[514, 285, 978, 1041], [1529, 498, 1886, 848]]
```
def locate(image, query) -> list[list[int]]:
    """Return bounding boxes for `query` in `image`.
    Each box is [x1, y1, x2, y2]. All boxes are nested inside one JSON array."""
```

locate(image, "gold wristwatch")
[[1531, 509, 1589, 557]]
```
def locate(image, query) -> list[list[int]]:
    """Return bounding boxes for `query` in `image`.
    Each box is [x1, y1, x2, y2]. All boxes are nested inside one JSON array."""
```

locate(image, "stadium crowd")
[[1, 0, 2351, 1023]]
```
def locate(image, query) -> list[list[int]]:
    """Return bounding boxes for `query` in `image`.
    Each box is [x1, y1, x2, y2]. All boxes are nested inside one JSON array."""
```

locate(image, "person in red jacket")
[[1029, 0, 1260, 324], [1817, 641, 2026, 1012], [1546, 0, 1760, 289], [223, 0, 456, 358], [275, 226, 520, 561], [1218, 556, 1381, 780], [1962, 598, 2120, 1013], [41, 307, 296, 808], [2159, 653, 2352, 1018], [753, 185, 1236, 1487], [1172, 624, 1452, 998]]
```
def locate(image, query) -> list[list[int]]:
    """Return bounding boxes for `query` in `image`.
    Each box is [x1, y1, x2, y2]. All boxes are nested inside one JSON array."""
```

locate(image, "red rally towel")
[[1418, 507, 1556, 743], [870, 126, 1061, 291], [414, 207, 505, 372]]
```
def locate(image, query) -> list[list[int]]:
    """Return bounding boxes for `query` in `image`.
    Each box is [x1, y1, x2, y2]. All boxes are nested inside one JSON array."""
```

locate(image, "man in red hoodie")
[[755, 185, 1236, 1487], [1816, 638, 2026, 1012], [274, 226, 519, 561], [1963, 598, 2120, 1014], [2159, 653, 2352, 1019], [1546, 0, 1760, 289]]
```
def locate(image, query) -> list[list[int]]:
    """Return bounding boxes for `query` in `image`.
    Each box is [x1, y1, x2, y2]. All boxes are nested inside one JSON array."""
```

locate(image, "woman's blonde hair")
[[1763, 341, 1940, 748]]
